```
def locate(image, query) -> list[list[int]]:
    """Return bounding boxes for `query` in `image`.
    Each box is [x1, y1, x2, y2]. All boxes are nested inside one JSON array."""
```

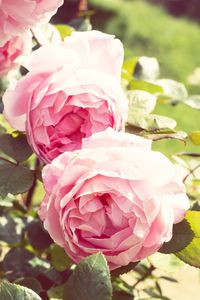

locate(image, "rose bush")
[[39, 128, 189, 270], [3, 31, 128, 163], [0, 0, 64, 45], [0, 31, 32, 77]]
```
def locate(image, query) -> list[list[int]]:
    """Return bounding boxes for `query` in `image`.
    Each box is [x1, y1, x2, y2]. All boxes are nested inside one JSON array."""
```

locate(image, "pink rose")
[[39, 128, 189, 270], [0, 31, 32, 77], [3, 31, 128, 163], [0, 0, 64, 45]]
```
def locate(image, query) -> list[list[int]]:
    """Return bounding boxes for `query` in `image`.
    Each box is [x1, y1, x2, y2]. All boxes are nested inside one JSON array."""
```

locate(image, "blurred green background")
[[89, 0, 200, 155], [55, 0, 200, 155]]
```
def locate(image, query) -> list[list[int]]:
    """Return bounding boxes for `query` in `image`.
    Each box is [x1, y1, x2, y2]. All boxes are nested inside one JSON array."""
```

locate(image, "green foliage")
[[51, 244, 72, 272], [64, 253, 112, 300], [159, 217, 194, 254], [56, 24, 75, 39], [0, 134, 33, 162], [176, 211, 200, 267], [0, 160, 34, 197], [190, 131, 200, 145], [90, 0, 200, 86], [0, 281, 42, 300]]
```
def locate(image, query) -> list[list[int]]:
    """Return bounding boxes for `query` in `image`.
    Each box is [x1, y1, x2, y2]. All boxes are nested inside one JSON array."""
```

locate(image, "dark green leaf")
[[159, 218, 194, 254], [69, 18, 92, 31], [142, 130, 187, 143], [112, 291, 133, 300], [51, 244, 72, 271], [176, 152, 200, 158], [176, 211, 200, 268], [0, 214, 25, 244], [111, 262, 138, 277], [160, 276, 178, 283], [0, 134, 33, 162], [2, 248, 50, 281], [0, 281, 42, 300], [129, 80, 163, 94], [64, 253, 112, 300], [47, 285, 65, 299], [0, 160, 34, 197], [15, 277, 42, 294], [26, 220, 53, 251]]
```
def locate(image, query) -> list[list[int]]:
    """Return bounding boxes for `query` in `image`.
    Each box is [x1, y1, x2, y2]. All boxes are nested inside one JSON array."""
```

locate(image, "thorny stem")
[[133, 265, 155, 289], [183, 163, 200, 183], [25, 158, 40, 209], [0, 156, 17, 165]]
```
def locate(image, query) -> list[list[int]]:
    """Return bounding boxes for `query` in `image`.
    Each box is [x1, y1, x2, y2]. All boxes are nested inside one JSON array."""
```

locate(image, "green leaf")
[[176, 211, 200, 267], [123, 57, 138, 75], [149, 253, 185, 273], [142, 130, 187, 143], [55, 24, 75, 39], [2, 248, 50, 281], [15, 277, 42, 294], [0, 134, 33, 162], [0, 214, 25, 244], [112, 291, 133, 300], [111, 262, 138, 277], [0, 160, 34, 197], [176, 152, 200, 158], [127, 90, 157, 114], [128, 113, 177, 131], [48, 284, 65, 300], [26, 220, 53, 251], [190, 131, 200, 145], [69, 18, 92, 31], [0, 281, 42, 300], [51, 244, 72, 271], [129, 80, 163, 94], [64, 253, 112, 300], [134, 56, 160, 81], [156, 79, 188, 100], [159, 218, 194, 254], [184, 95, 200, 109]]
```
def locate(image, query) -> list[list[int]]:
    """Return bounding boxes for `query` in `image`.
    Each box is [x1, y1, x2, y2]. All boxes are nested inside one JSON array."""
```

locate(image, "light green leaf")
[[176, 211, 200, 268], [0, 281, 42, 300], [127, 90, 157, 114], [64, 253, 112, 300], [55, 24, 75, 39], [128, 113, 177, 131], [156, 79, 188, 100], [149, 253, 185, 273], [0, 160, 34, 197], [184, 95, 200, 109], [129, 80, 163, 94], [190, 131, 200, 145], [135, 56, 160, 81], [123, 57, 138, 76]]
